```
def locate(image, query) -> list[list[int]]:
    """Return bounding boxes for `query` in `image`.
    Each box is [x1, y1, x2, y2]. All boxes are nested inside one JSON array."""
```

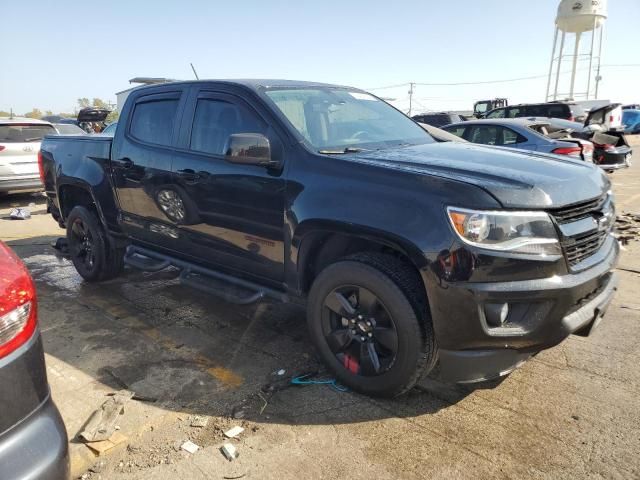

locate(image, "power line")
[[366, 63, 640, 91]]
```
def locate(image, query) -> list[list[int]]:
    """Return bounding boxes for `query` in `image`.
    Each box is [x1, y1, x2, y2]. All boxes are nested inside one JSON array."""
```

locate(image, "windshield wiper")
[[23, 137, 43, 142], [318, 147, 368, 154]]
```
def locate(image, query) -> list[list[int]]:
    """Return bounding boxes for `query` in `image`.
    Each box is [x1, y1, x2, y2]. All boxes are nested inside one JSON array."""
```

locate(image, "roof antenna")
[[190, 63, 200, 80]]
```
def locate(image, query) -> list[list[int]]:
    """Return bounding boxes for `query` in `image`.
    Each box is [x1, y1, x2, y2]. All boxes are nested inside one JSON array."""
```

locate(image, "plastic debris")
[[9, 208, 30, 220], [190, 415, 209, 428], [181, 440, 200, 454], [276, 369, 286, 376], [221, 443, 239, 461], [79, 390, 134, 443], [224, 426, 244, 438]]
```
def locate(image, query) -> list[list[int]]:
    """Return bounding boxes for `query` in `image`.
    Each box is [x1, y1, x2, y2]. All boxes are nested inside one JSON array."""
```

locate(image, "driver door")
[[170, 89, 286, 285]]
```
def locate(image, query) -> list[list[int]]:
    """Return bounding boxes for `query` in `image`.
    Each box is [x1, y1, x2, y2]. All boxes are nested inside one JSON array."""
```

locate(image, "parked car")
[[484, 101, 587, 122], [622, 109, 640, 134], [412, 112, 466, 128], [441, 118, 594, 161], [417, 123, 468, 143], [0, 241, 69, 479], [525, 107, 632, 171], [100, 122, 117, 136], [622, 104, 640, 110], [0, 117, 56, 194], [43, 108, 110, 133], [53, 123, 87, 135], [473, 98, 508, 118], [40, 79, 619, 397]]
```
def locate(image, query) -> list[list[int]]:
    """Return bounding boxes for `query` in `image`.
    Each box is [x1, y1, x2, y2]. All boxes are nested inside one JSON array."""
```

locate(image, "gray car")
[[0, 117, 56, 194], [442, 118, 594, 161], [0, 240, 69, 479]]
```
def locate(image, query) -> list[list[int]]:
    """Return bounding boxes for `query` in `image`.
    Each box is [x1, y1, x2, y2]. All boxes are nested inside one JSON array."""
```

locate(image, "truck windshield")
[[265, 88, 433, 152]]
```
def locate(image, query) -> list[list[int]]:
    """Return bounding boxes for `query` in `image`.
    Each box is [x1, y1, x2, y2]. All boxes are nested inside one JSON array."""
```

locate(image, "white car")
[[0, 117, 56, 194]]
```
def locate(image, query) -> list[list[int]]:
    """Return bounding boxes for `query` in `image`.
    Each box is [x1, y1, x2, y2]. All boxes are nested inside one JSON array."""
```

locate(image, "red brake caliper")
[[343, 354, 359, 374]]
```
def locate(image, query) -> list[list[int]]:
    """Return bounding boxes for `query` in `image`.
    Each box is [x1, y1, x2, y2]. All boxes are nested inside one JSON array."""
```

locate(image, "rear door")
[[111, 88, 188, 249], [170, 87, 286, 284]]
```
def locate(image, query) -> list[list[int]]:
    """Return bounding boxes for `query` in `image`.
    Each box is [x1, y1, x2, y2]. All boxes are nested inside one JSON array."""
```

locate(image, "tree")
[[77, 98, 91, 109], [0, 110, 11, 117], [45, 110, 53, 116], [106, 110, 119, 123], [92, 98, 109, 109], [24, 108, 43, 119]]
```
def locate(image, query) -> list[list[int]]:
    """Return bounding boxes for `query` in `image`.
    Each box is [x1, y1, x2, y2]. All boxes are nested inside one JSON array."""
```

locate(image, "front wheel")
[[307, 253, 437, 397], [66, 206, 124, 282]]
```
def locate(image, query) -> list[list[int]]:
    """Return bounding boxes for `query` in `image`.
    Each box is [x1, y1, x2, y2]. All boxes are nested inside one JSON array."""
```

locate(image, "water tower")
[[545, 0, 607, 101]]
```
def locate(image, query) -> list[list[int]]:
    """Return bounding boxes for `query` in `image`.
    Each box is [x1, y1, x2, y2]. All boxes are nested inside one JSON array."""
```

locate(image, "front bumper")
[[0, 395, 69, 480], [429, 238, 619, 383]]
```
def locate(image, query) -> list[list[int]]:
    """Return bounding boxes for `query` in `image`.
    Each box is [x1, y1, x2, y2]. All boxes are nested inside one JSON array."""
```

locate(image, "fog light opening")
[[485, 303, 509, 328]]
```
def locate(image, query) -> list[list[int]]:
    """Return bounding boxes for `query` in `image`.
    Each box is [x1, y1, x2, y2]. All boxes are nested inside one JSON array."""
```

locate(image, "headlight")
[[447, 207, 561, 256]]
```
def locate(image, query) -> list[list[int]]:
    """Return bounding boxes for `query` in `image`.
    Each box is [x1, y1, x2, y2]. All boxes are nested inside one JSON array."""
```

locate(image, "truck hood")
[[347, 142, 608, 209]]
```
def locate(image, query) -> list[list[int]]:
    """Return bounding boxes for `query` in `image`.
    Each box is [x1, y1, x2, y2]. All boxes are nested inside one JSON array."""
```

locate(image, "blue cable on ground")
[[291, 374, 349, 392]]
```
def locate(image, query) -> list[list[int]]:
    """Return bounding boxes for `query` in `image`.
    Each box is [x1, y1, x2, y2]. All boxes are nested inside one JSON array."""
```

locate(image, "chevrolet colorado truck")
[[40, 80, 619, 397]]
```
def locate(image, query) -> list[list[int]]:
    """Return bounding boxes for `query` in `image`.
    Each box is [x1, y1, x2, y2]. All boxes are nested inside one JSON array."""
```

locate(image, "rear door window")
[[130, 98, 180, 146], [443, 126, 467, 138], [501, 128, 525, 145], [468, 126, 500, 145], [486, 108, 506, 118], [0, 124, 56, 142]]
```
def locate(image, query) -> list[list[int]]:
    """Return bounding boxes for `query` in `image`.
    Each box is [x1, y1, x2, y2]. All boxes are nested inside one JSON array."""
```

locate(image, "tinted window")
[[468, 125, 523, 146], [502, 128, 523, 145], [507, 107, 522, 118], [469, 126, 500, 145], [546, 105, 569, 118], [486, 108, 506, 118], [419, 115, 451, 127], [190, 99, 265, 155], [130, 99, 179, 146], [444, 126, 466, 138], [0, 124, 56, 142]]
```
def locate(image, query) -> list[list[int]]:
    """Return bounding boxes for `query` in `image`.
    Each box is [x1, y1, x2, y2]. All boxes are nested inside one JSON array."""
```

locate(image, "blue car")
[[442, 118, 593, 161], [622, 109, 640, 134]]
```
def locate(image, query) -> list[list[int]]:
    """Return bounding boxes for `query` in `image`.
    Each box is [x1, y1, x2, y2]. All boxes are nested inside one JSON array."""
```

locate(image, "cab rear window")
[[0, 124, 56, 142]]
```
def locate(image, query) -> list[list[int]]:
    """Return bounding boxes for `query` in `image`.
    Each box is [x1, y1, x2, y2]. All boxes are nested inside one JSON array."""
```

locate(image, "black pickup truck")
[[40, 80, 619, 397]]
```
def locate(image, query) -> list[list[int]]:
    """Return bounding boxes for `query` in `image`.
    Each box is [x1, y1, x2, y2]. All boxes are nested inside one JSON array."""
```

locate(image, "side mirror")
[[224, 133, 278, 168]]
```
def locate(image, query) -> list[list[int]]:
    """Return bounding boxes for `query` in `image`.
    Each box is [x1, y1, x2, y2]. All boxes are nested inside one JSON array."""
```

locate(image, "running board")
[[124, 245, 288, 305]]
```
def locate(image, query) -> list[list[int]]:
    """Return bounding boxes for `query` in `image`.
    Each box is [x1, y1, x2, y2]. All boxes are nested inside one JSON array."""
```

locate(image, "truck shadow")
[[10, 237, 507, 431]]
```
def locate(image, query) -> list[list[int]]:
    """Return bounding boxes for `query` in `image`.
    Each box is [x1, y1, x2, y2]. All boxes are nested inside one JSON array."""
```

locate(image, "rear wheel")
[[66, 206, 124, 282], [307, 253, 437, 397]]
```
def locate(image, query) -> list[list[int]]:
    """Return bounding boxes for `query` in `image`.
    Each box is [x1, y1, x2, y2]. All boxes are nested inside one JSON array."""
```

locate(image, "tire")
[[307, 252, 437, 397], [66, 205, 124, 282]]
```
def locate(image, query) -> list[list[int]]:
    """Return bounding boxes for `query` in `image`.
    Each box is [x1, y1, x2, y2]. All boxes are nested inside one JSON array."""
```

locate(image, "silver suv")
[[0, 117, 56, 194]]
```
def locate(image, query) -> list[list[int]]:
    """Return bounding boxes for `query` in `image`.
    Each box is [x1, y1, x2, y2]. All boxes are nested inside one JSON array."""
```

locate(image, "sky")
[[1, 0, 639, 115]]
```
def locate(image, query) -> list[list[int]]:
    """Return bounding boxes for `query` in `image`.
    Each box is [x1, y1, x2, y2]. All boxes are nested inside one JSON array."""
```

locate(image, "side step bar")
[[124, 245, 288, 305]]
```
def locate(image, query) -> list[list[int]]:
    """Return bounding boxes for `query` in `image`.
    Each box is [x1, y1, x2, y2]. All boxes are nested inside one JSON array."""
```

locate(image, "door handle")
[[177, 169, 209, 181], [117, 158, 134, 169]]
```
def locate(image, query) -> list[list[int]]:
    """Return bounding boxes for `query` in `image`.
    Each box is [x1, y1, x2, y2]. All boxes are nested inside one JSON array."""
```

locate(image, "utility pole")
[[408, 82, 415, 116]]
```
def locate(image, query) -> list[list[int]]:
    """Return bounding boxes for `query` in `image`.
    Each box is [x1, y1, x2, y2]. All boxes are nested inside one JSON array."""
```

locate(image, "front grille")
[[563, 230, 608, 266], [549, 196, 605, 224], [549, 193, 612, 268]]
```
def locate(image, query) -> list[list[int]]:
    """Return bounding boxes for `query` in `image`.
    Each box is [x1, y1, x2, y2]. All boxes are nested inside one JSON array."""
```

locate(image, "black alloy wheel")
[[322, 285, 398, 376]]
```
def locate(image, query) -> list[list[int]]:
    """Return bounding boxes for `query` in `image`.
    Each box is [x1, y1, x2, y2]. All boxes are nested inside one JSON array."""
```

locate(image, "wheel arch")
[[293, 220, 429, 296]]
